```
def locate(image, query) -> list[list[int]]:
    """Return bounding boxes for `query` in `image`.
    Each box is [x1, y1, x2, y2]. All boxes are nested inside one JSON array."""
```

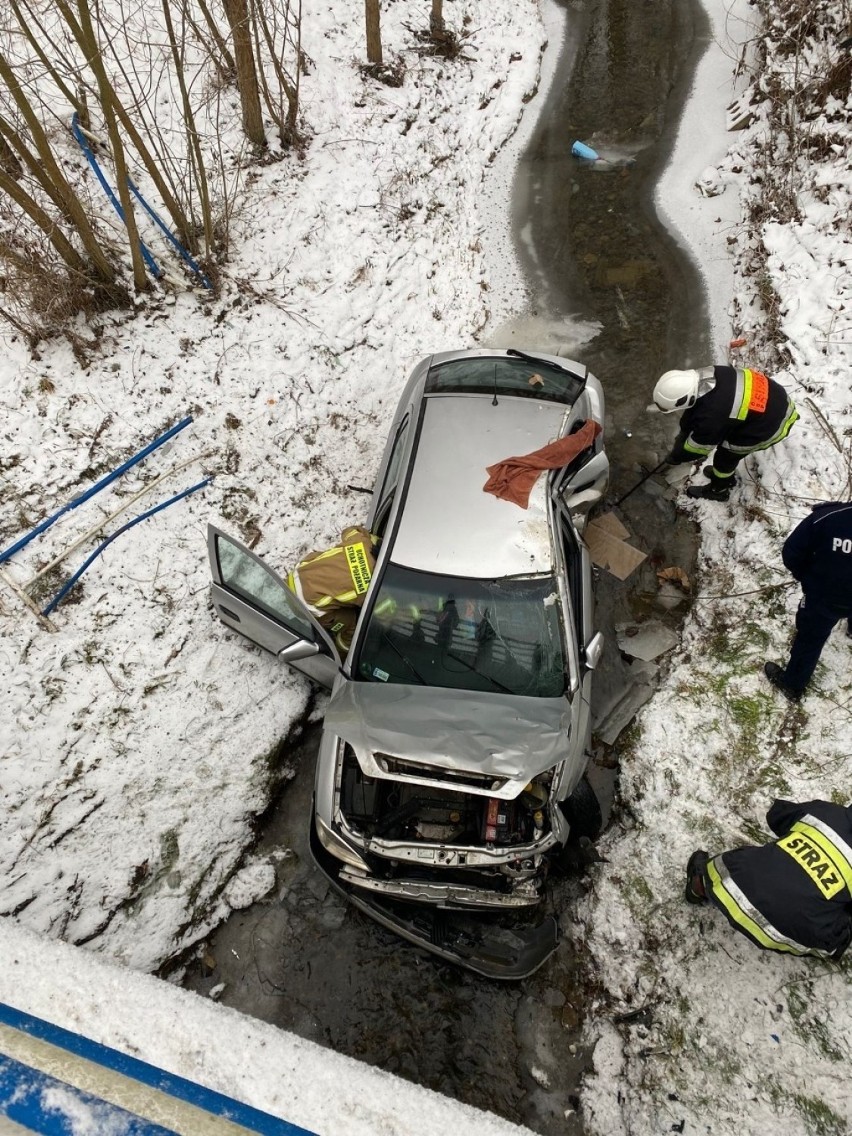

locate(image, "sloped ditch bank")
[[180, 2, 709, 1133]]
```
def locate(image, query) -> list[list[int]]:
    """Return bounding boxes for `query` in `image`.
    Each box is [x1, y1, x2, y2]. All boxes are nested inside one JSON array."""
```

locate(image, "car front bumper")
[[310, 814, 560, 981]]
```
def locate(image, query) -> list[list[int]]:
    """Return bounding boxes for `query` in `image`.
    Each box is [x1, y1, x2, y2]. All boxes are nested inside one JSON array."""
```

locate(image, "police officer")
[[685, 798, 852, 959], [288, 525, 378, 654], [651, 364, 798, 501], [764, 501, 852, 701]]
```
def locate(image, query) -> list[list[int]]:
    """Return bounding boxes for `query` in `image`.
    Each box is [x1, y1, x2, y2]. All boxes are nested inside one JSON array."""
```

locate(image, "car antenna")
[[492, 363, 499, 405]]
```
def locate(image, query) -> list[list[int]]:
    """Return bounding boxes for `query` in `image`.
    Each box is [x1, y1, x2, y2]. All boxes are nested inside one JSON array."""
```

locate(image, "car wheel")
[[560, 775, 602, 841]]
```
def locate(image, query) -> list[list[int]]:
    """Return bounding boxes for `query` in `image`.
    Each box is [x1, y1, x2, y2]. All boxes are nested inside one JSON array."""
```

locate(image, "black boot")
[[688, 469, 735, 501], [686, 481, 733, 501], [685, 850, 710, 904], [763, 661, 802, 702]]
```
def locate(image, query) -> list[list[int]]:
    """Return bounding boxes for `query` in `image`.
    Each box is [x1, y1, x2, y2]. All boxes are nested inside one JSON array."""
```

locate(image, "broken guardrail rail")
[[42, 477, 211, 616], [0, 416, 193, 566]]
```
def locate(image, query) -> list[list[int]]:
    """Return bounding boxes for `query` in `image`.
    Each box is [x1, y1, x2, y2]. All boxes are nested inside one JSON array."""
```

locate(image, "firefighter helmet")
[[653, 369, 701, 413]]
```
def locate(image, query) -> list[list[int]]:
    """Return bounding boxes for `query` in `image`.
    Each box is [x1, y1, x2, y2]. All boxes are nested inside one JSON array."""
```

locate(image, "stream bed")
[[182, 3, 711, 1132]]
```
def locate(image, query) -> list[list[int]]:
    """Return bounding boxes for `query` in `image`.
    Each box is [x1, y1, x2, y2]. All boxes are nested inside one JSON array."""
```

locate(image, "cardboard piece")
[[616, 620, 679, 662], [585, 512, 647, 580]]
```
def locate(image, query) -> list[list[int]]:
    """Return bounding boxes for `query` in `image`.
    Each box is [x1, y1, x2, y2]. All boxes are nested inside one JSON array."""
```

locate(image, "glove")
[[664, 432, 704, 466]]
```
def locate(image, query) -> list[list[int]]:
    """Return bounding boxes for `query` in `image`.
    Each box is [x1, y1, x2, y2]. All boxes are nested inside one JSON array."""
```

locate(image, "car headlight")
[[315, 815, 370, 871]]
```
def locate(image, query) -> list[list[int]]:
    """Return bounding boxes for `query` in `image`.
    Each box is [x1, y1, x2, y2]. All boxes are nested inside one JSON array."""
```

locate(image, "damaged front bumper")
[[310, 816, 560, 980]]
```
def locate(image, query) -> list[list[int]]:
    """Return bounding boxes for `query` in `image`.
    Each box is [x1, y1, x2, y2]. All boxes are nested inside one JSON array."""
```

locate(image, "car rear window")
[[354, 564, 566, 697], [425, 356, 585, 405]]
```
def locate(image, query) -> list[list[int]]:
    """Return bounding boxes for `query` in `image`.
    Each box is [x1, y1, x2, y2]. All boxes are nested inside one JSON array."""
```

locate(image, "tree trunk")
[[222, 0, 266, 147], [430, 0, 445, 37], [0, 114, 78, 215], [0, 47, 117, 286], [194, 0, 237, 79], [250, 0, 300, 146], [0, 173, 89, 273], [365, 0, 382, 64], [0, 131, 22, 179], [76, 0, 150, 292], [161, 0, 214, 259], [52, 0, 195, 250]]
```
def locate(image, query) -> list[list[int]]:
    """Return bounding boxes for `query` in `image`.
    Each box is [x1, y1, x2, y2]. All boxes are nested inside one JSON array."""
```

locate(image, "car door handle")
[[218, 604, 241, 622]]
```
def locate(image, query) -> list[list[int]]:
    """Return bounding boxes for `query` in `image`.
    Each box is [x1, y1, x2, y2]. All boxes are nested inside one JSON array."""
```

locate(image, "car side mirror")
[[278, 640, 322, 663], [584, 631, 604, 670]]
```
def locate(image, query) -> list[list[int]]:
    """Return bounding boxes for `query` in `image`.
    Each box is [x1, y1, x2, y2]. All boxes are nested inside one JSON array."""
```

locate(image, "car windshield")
[[425, 355, 585, 406], [354, 563, 566, 697]]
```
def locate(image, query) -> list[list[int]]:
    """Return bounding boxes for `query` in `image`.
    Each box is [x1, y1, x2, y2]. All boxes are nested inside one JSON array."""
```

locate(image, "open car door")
[[207, 525, 341, 689]]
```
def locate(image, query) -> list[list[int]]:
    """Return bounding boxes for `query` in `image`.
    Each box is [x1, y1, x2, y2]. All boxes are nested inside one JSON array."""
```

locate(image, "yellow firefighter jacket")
[[287, 526, 378, 651]]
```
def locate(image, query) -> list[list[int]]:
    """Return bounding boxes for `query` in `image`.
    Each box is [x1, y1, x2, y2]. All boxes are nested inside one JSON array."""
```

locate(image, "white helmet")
[[652, 369, 701, 413]]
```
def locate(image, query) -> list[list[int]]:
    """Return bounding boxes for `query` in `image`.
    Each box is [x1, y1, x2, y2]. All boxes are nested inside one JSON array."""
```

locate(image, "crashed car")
[[208, 348, 609, 979]]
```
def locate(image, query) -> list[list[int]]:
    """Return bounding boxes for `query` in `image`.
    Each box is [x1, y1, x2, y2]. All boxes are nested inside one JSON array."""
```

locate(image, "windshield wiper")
[[506, 347, 587, 385], [442, 646, 514, 695], [378, 628, 428, 685]]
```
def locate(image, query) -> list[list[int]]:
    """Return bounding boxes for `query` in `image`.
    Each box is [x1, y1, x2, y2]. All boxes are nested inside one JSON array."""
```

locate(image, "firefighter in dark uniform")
[[685, 799, 852, 959], [651, 364, 799, 501], [764, 501, 852, 701], [287, 526, 378, 655]]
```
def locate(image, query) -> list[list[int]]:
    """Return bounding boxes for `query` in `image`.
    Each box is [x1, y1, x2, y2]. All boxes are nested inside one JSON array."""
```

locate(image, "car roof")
[[390, 392, 568, 578]]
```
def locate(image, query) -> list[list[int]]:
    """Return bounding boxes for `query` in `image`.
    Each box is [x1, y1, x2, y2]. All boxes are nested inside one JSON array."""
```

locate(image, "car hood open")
[[324, 681, 571, 782]]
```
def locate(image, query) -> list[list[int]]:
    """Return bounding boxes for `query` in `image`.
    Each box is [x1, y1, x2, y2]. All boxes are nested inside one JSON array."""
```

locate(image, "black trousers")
[[783, 593, 852, 692], [709, 447, 744, 478]]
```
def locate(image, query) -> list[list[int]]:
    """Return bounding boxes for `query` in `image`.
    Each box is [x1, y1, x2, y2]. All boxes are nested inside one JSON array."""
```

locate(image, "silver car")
[[208, 348, 609, 978]]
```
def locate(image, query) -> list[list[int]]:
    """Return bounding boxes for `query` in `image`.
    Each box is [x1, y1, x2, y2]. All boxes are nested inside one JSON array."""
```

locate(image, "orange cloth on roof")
[[483, 419, 602, 508]]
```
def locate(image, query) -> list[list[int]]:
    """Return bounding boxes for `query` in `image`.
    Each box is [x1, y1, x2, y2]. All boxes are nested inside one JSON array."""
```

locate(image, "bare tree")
[[250, 0, 302, 147], [0, 0, 305, 337], [365, 0, 382, 64], [221, 0, 266, 147], [430, 0, 445, 38], [75, 0, 149, 292], [0, 46, 117, 288], [161, 0, 214, 258], [17, 0, 198, 251]]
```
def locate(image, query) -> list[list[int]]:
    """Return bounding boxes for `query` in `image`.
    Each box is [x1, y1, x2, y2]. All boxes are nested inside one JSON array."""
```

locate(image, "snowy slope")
[[580, 2, 852, 1134]]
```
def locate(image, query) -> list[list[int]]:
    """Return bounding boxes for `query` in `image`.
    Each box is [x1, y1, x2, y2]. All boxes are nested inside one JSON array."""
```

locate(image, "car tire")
[[560, 775, 602, 841]]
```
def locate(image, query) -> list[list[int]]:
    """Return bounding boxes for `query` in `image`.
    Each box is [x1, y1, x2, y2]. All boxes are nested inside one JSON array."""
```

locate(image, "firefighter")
[[652, 364, 798, 501], [685, 798, 852, 959], [764, 501, 852, 701], [287, 525, 378, 655]]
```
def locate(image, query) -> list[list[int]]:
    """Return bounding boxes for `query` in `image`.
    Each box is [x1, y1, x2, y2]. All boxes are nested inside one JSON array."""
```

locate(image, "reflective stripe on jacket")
[[705, 799, 852, 959], [679, 365, 797, 457]]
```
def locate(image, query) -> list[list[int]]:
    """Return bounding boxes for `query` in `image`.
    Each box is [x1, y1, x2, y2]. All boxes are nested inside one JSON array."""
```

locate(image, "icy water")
[[181, 2, 710, 1133]]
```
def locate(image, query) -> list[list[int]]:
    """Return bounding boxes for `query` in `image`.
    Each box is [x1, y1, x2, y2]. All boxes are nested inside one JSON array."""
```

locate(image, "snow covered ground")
[[0, 0, 850, 1133], [580, 2, 852, 1135], [0, 0, 547, 973], [0, 918, 539, 1136]]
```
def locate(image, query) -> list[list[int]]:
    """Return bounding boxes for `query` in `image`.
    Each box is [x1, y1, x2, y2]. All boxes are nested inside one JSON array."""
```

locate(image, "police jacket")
[[782, 502, 852, 610], [288, 526, 377, 620], [705, 799, 852, 958], [671, 365, 798, 461]]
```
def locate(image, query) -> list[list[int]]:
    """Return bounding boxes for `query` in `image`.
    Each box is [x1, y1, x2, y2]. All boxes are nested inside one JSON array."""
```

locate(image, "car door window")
[[215, 533, 317, 640]]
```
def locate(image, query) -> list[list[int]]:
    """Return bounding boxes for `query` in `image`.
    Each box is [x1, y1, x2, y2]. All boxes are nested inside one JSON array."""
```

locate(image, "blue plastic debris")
[[571, 140, 599, 161]]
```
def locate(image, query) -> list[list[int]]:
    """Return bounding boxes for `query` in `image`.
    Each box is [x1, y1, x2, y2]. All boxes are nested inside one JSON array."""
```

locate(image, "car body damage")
[[208, 348, 609, 978]]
